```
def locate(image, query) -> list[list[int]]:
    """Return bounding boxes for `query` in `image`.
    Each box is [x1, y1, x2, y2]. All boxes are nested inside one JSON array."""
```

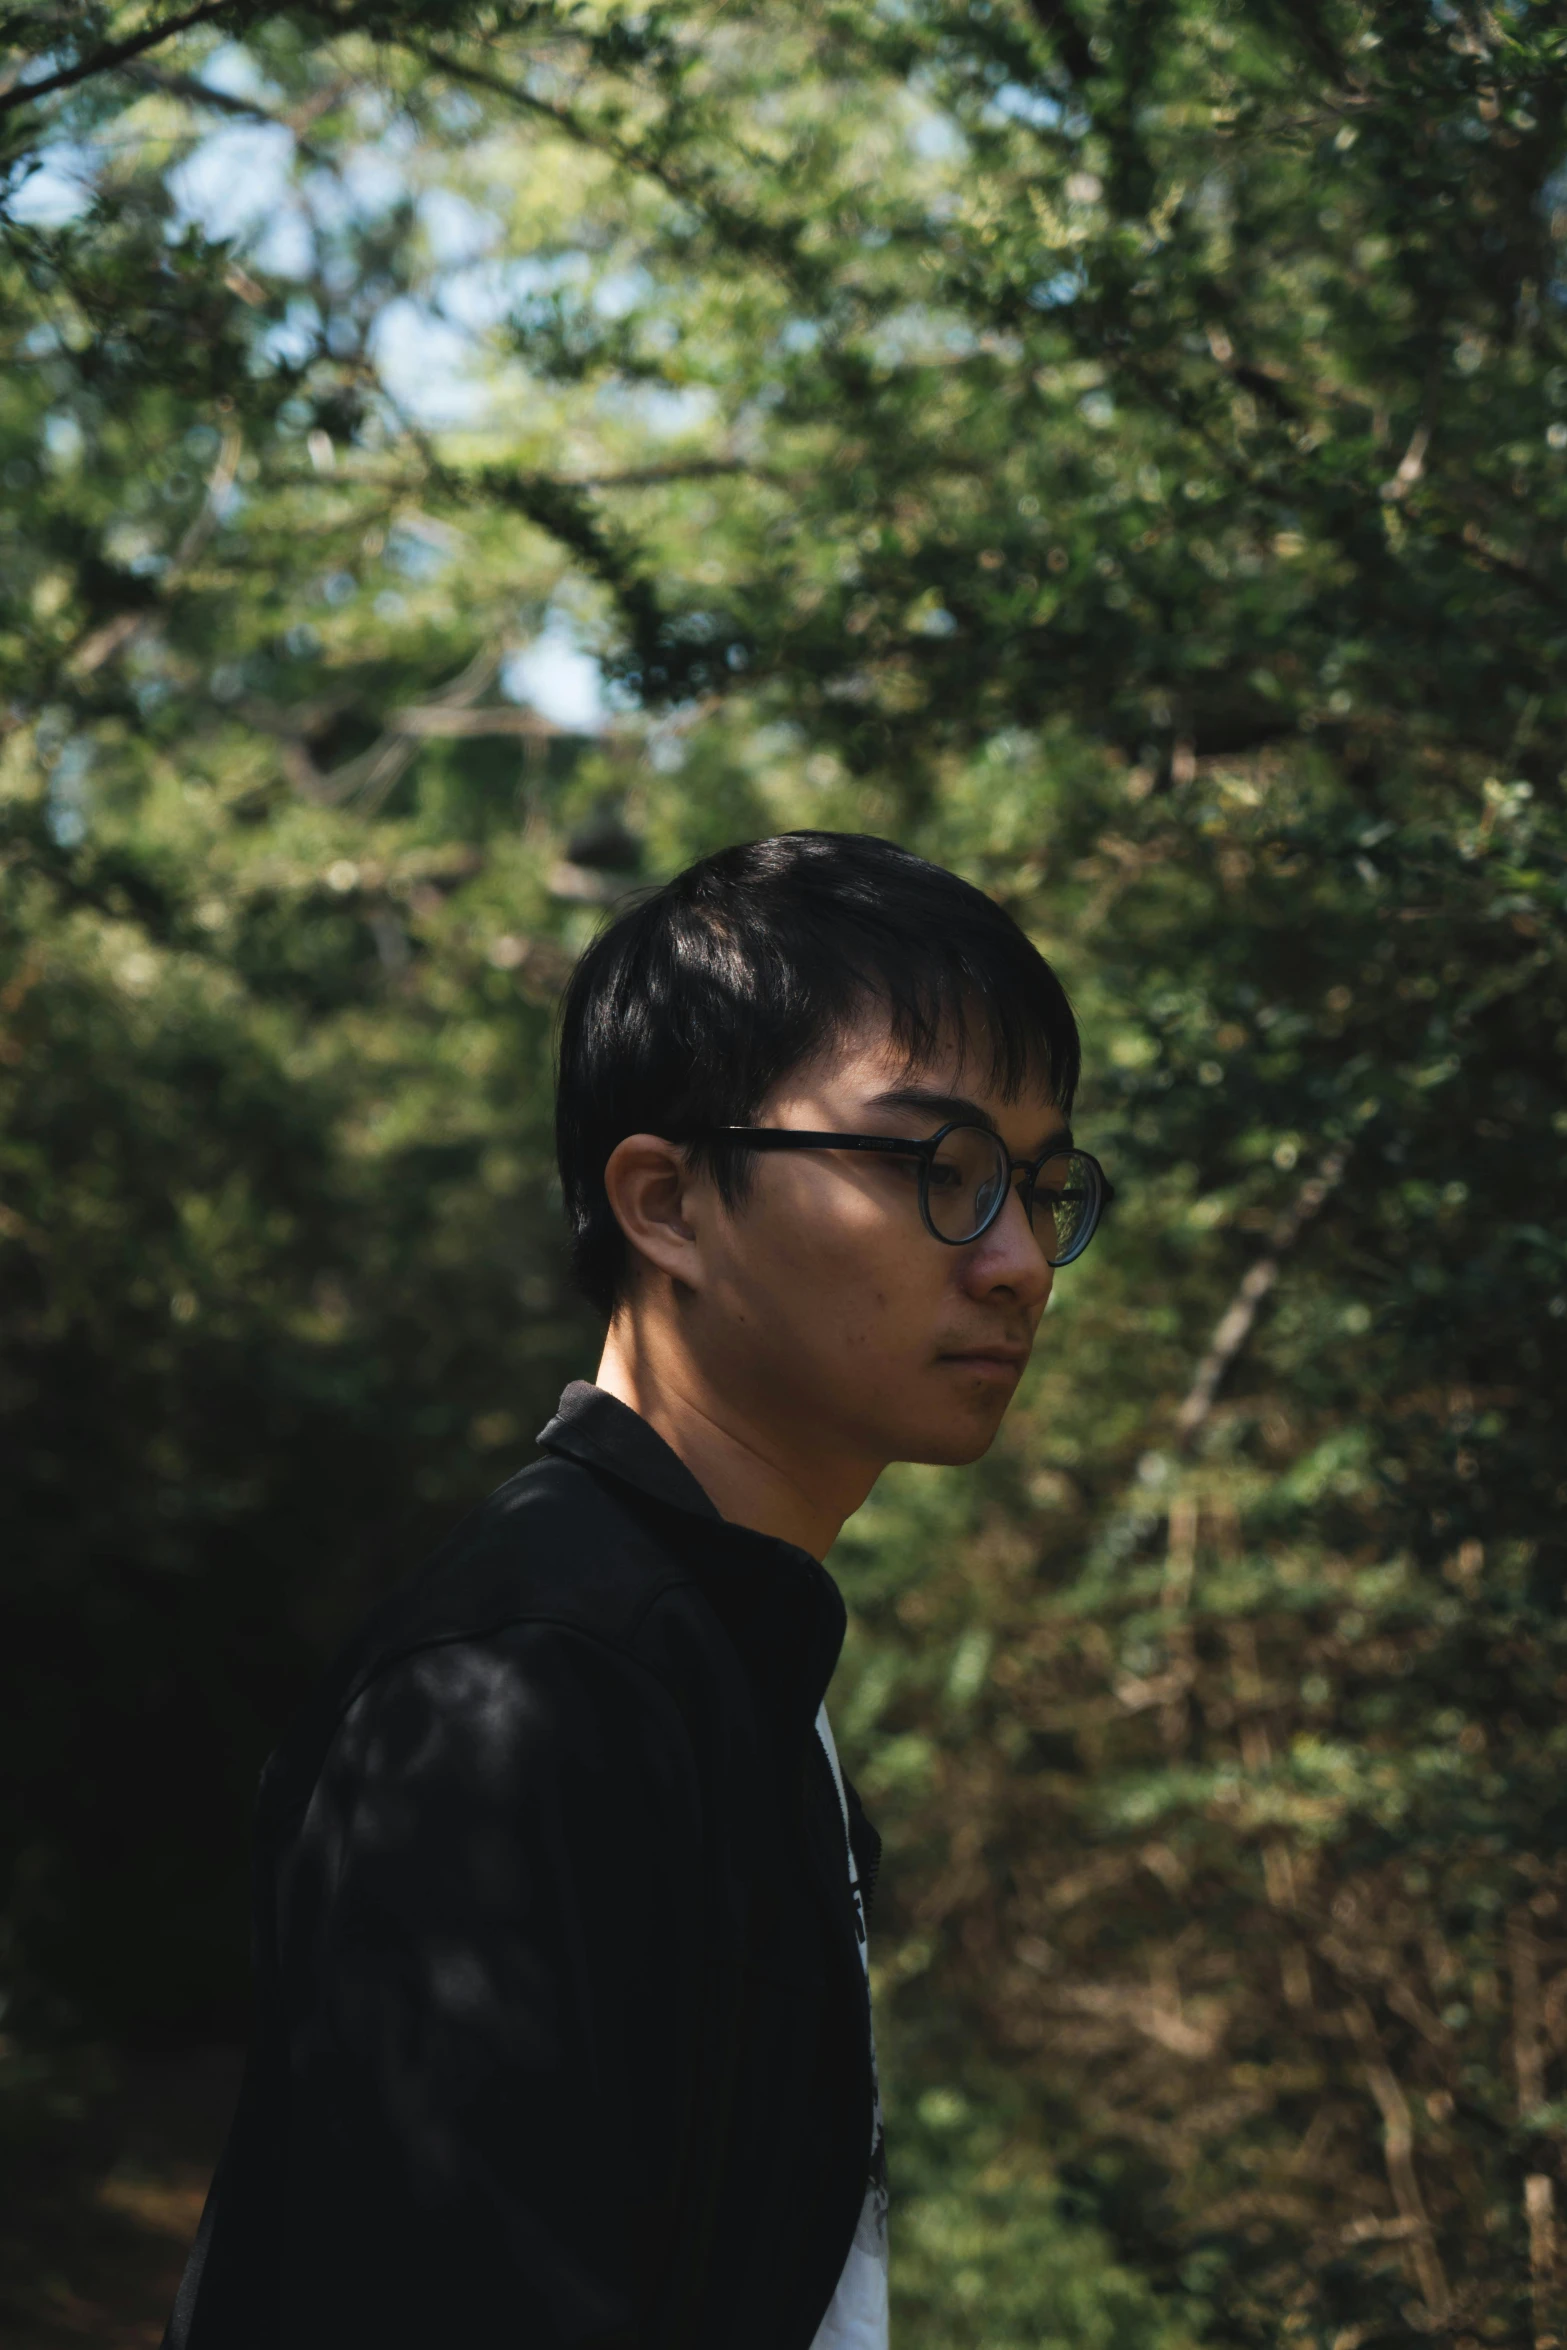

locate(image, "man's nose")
[[964, 1182, 1053, 1307]]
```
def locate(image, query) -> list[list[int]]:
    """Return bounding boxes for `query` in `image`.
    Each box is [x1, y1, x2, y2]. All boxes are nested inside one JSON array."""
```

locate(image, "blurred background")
[[2, 2, 1566, 2343]]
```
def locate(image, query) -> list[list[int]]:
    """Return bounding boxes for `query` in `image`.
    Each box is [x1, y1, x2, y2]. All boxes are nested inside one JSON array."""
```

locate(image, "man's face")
[[682, 1012, 1066, 1476]]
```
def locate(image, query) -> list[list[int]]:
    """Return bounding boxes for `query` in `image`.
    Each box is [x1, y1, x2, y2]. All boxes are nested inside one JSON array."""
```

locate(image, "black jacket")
[[166, 1381, 882, 2350]]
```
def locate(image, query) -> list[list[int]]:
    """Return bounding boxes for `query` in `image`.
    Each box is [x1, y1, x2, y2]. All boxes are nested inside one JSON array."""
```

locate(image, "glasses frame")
[[703, 1123, 1113, 1265]]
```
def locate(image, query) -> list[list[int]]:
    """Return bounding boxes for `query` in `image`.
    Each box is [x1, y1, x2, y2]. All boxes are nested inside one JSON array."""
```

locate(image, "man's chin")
[[897, 1402, 1010, 1469]]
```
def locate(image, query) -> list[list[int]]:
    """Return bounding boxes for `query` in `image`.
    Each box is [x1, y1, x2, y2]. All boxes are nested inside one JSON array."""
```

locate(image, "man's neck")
[[594, 1319, 875, 1560]]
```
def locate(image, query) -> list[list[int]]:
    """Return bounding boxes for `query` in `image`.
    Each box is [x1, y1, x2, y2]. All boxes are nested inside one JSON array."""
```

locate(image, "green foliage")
[[4, 1, 1567, 2340], [884, 2061, 1205, 2350]]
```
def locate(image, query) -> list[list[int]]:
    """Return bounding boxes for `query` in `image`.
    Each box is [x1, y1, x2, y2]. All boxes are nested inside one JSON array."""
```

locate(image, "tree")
[[4, 2, 1567, 2340]]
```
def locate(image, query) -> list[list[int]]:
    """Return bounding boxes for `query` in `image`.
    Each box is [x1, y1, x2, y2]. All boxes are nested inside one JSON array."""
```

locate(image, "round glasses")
[[707, 1124, 1112, 1264]]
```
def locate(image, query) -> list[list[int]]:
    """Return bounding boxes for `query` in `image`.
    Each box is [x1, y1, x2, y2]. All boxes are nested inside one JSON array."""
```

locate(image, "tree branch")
[[1171, 1145, 1348, 1451], [120, 60, 348, 160], [0, 0, 245, 119], [1510, 1914, 1565, 2347], [1345, 1998, 1451, 2326], [1022, 0, 1100, 86], [559, 459, 752, 490], [401, 39, 815, 288], [302, 641, 504, 811], [66, 424, 243, 679]]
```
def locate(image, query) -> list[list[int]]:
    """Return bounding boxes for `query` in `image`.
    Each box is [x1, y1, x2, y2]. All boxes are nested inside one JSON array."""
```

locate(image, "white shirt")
[[809, 1703, 890, 2350]]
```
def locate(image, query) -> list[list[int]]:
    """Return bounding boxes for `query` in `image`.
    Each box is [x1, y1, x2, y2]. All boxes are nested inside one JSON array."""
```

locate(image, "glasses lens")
[[1031, 1150, 1101, 1265], [925, 1125, 1011, 1242]]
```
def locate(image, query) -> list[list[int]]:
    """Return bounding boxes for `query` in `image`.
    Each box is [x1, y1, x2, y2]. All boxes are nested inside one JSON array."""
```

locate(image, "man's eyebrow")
[[864, 1085, 1073, 1154], [866, 1084, 994, 1129]]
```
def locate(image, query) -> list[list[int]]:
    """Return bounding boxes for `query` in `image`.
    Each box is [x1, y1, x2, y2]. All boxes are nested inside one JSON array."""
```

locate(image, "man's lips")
[[939, 1345, 1031, 1372]]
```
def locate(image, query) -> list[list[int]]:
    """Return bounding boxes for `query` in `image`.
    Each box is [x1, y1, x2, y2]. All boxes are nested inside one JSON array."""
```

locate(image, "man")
[[166, 830, 1109, 2350]]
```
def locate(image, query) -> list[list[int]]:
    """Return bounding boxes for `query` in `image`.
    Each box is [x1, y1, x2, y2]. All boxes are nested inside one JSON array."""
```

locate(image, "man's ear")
[[602, 1133, 706, 1290]]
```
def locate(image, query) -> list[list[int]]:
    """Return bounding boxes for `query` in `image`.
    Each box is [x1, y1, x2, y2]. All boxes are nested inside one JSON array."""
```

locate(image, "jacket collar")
[[536, 1380, 726, 1525], [536, 1381, 847, 1747]]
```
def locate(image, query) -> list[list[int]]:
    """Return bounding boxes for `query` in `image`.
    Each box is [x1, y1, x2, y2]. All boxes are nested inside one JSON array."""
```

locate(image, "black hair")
[[554, 831, 1081, 1317]]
